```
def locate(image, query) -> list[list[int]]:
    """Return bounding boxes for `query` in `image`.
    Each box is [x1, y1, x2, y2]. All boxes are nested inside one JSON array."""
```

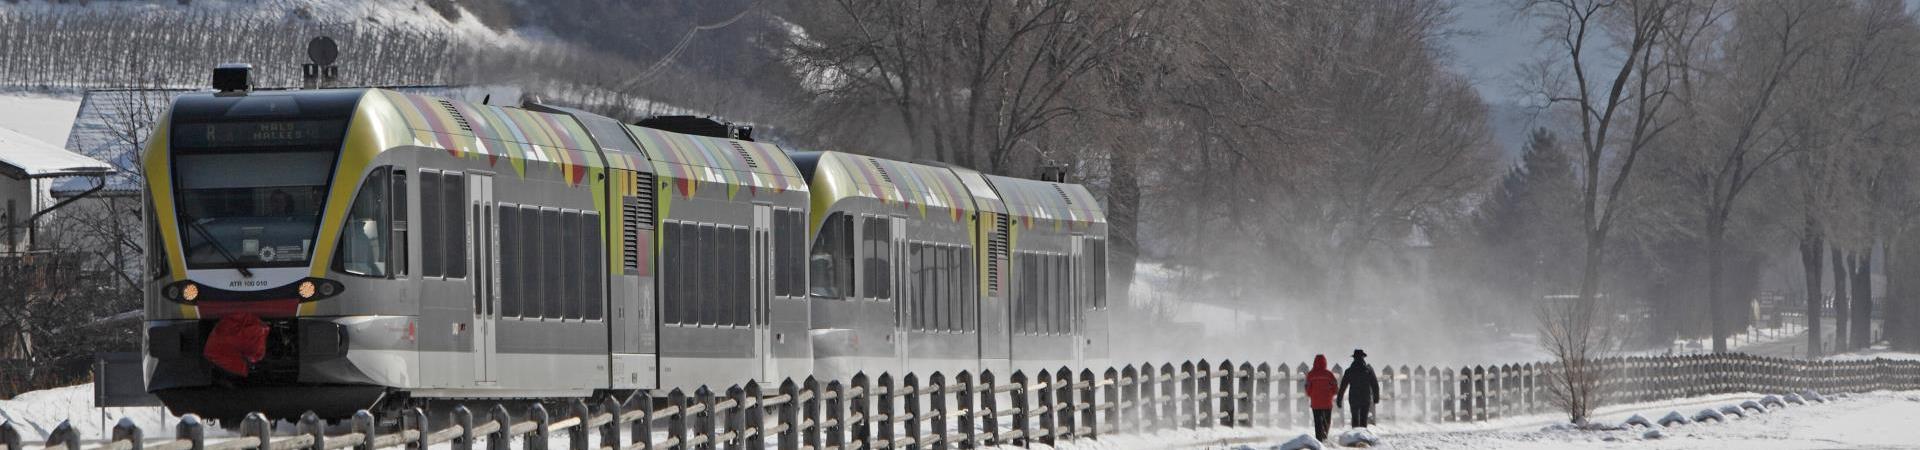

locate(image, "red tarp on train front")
[[203, 313, 269, 377]]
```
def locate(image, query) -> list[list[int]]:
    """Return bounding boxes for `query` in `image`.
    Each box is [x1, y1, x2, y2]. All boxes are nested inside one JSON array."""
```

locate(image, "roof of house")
[[0, 124, 112, 180]]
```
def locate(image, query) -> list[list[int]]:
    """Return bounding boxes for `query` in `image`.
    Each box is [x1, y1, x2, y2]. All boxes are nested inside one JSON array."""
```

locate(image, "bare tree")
[[1517, 0, 1710, 423]]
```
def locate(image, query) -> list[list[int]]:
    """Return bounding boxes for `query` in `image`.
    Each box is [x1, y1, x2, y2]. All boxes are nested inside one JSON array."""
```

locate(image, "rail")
[[4, 353, 1918, 450]]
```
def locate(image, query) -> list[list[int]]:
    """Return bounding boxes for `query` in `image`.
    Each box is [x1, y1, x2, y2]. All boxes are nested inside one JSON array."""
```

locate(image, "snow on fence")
[[3, 353, 1918, 450]]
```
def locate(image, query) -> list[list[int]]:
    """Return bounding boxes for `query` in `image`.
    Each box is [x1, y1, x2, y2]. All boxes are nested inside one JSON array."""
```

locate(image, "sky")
[[1445, 0, 1548, 107]]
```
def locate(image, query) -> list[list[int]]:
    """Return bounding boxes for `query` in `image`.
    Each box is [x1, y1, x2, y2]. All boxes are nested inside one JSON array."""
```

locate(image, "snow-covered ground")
[[0, 384, 177, 443], [1054, 390, 1920, 449]]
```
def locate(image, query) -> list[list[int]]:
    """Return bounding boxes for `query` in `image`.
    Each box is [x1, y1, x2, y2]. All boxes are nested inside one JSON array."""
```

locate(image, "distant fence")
[[5, 353, 1920, 450]]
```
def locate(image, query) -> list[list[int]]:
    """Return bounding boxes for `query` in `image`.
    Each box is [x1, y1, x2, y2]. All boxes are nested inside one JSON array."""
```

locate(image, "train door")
[[1070, 235, 1085, 365], [753, 204, 776, 381], [891, 216, 909, 369], [470, 173, 498, 384]]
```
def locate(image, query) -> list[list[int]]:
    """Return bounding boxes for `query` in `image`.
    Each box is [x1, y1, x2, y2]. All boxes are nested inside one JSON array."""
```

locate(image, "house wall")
[[0, 174, 28, 253]]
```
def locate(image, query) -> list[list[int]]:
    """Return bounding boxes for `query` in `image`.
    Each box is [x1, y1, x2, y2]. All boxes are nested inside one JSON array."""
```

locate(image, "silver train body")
[[141, 88, 1109, 420]]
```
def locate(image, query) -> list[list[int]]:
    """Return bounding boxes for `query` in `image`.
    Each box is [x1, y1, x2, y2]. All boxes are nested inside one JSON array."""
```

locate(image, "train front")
[[142, 88, 415, 421]]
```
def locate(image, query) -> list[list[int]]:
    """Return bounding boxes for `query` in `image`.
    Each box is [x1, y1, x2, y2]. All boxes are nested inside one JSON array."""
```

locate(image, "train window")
[[540, 208, 560, 319], [663, 222, 684, 325], [960, 246, 975, 332], [420, 171, 443, 277], [1016, 252, 1033, 334], [146, 196, 168, 278], [862, 216, 892, 300], [808, 212, 853, 300], [519, 206, 543, 319], [563, 211, 583, 320], [499, 205, 521, 318], [733, 226, 752, 326], [789, 210, 807, 297], [1061, 254, 1074, 333], [443, 172, 467, 279], [909, 243, 924, 330], [710, 226, 729, 325], [391, 170, 408, 277], [584, 212, 603, 321], [944, 246, 959, 332], [335, 166, 391, 278], [685, 221, 699, 325], [774, 210, 791, 297], [702, 224, 722, 326]]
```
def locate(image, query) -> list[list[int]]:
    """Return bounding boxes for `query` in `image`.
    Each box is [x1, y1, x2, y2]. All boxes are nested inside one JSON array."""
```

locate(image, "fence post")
[[877, 374, 896, 449], [1179, 361, 1196, 429], [803, 378, 822, 450], [571, 398, 593, 450], [179, 414, 208, 450], [904, 373, 922, 450], [635, 391, 656, 450], [1274, 363, 1293, 428], [45, 421, 77, 450], [1037, 370, 1056, 446], [930, 372, 948, 450], [1080, 369, 1099, 438], [300, 412, 326, 450], [698, 387, 719, 450], [850, 373, 871, 450], [530, 402, 553, 450], [1162, 363, 1179, 431], [1057, 367, 1076, 441], [724, 385, 745, 450], [1101, 368, 1119, 437], [980, 371, 999, 446], [669, 389, 689, 450], [239, 413, 270, 450], [600, 396, 623, 450], [1194, 360, 1212, 429], [407, 407, 430, 450], [488, 404, 513, 450], [1137, 364, 1157, 433], [956, 372, 976, 448], [1011, 371, 1031, 447], [747, 382, 766, 450], [1215, 361, 1235, 428], [113, 417, 144, 450], [779, 380, 800, 450], [449, 406, 475, 450], [826, 381, 845, 450], [1473, 365, 1487, 422]]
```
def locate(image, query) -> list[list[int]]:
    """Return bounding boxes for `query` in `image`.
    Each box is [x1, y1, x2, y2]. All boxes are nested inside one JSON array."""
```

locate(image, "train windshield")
[[170, 119, 347, 270]]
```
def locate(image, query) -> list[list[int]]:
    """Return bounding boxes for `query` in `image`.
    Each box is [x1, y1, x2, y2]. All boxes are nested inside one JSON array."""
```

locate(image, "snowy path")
[[1047, 390, 1920, 449]]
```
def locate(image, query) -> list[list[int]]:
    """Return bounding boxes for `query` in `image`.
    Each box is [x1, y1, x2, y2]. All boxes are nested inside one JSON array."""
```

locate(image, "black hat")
[[1352, 349, 1368, 358]]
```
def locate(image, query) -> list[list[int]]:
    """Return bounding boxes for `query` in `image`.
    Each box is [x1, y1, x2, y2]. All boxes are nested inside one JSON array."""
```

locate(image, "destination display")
[[172, 119, 347, 150]]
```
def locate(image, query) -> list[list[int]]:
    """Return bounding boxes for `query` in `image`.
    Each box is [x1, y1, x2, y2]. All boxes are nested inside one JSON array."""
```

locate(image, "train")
[[141, 67, 1110, 421]]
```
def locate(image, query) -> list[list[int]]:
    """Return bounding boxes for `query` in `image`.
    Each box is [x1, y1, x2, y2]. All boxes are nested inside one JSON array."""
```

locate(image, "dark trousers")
[[1350, 401, 1372, 428], [1312, 409, 1332, 440]]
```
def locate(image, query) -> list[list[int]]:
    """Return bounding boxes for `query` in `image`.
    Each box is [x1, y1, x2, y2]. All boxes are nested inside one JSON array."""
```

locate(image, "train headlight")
[[298, 281, 317, 299], [181, 283, 199, 302]]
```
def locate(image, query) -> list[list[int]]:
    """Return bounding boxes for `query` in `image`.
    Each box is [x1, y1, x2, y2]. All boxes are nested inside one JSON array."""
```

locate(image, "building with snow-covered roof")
[[0, 124, 112, 254]]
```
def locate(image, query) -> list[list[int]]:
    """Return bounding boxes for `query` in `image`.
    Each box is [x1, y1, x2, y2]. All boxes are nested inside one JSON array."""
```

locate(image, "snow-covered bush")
[[1336, 429, 1381, 447], [1642, 429, 1667, 440], [1692, 408, 1726, 423], [1784, 393, 1806, 405], [1740, 400, 1766, 413], [1658, 411, 1691, 427], [1621, 414, 1655, 429], [1803, 390, 1827, 403], [1717, 405, 1745, 418], [1761, 395, 1786, 408], [1275, 434, 1324, 450]]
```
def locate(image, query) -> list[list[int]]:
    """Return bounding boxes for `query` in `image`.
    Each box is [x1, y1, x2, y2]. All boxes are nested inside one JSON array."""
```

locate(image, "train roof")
[[984, 174, 1105, 231], [799, 151, 975, 222]]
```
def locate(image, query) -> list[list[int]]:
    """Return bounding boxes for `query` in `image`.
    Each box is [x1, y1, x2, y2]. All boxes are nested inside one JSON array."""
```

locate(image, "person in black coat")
[[1335, 349, 1381, 428]]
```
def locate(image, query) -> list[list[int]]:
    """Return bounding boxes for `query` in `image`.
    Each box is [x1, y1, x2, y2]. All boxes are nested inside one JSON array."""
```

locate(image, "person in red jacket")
[[1305, 354, 1340, 441]]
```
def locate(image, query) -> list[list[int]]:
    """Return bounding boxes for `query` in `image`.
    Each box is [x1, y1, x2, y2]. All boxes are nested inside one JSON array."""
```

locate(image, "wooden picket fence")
[[6, 353, 1919, 450]]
